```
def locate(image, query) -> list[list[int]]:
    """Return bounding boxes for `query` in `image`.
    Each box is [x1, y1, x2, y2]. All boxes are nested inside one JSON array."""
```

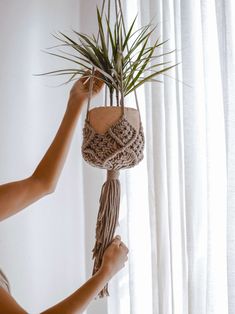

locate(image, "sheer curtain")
[[108, 0, 235, 314]]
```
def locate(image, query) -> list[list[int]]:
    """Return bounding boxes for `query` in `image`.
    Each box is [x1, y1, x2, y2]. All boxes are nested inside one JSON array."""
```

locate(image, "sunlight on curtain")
[[201, 1, 228, 312], [108, 2, 153, 314], [107, 0, 234, 313]]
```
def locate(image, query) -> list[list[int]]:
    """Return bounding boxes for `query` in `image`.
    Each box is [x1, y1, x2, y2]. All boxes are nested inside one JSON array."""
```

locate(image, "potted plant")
[[38, 0, 176, 298], [40, 3, 176, 116]]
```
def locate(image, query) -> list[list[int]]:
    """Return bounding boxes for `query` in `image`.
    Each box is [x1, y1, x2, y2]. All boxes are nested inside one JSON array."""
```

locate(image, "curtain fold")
[[108, 0, 234, 313]]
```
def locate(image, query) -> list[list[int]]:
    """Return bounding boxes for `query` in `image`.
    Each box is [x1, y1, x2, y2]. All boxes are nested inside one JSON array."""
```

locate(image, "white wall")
[[0, 1, 107, 313]]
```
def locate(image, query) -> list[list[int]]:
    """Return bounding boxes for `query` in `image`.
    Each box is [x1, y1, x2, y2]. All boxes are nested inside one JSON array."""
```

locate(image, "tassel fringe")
[[92, 169, 120, 298]]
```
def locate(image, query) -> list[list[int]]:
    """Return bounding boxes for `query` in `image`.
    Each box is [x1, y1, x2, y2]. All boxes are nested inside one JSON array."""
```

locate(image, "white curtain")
[[109, 0, 235, 314], [0, 1, 234, 314], [108, 0, 235, 314]]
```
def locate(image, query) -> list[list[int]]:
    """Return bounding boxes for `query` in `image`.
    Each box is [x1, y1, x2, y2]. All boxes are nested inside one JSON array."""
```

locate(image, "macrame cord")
[[82, 0, 144, 298]]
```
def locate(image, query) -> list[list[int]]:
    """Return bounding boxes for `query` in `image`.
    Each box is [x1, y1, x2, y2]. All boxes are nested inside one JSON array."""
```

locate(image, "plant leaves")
[[125, 64, 178, 95]]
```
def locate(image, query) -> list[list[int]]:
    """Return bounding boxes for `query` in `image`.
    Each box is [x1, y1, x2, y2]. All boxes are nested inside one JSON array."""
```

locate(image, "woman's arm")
[[41, 236, 128, 314], [0, 236, 129, 314], [0, 72, 103, 222]]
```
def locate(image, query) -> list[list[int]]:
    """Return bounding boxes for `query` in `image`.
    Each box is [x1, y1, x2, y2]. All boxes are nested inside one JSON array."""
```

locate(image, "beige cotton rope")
[[81, 0, 144, 295], [82, 114, 144, 171], [82, 109, 145, 297], [92, 170, 121, 297]]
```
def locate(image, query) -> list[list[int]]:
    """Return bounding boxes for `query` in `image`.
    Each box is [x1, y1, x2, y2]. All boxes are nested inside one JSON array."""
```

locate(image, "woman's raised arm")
[[0, 72, 103, 222]]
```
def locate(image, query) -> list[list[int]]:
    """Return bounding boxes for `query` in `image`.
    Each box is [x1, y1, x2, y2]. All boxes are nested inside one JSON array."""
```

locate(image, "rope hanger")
[[81, 0, 145, 298]]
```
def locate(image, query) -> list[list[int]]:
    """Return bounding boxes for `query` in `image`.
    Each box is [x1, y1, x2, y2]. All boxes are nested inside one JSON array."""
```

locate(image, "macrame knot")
[[82, 107, 145, 298], [107, 169, 119, 181]]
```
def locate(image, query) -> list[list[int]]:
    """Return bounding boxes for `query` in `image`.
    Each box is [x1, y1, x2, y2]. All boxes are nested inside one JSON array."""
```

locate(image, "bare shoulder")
[[0, 287, 27, 313]]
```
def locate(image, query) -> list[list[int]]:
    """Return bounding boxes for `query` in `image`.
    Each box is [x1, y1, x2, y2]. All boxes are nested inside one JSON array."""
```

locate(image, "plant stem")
[[116, 89, 120, 106], [110, 88, 114, 106]]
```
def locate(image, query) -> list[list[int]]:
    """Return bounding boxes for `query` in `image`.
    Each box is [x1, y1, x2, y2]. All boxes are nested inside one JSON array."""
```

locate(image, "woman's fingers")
[[69, 69, 104, 103], [79, 70, 90, 84], [101, 235, 129, 279], [112, 235, 121, 246], [80, 70, 104, 93], [120, 242, 129, 253], [112, 235, 129, 253]]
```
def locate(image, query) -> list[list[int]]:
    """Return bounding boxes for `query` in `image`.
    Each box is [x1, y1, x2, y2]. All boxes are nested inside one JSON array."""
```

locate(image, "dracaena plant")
[[38, 6, 177, 106]]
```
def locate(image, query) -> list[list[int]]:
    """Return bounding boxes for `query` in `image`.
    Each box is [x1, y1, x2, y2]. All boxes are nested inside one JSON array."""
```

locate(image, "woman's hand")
[[99, 235, 129, 280], [0, 235, 129, 314], [69, 70, 104, 105]]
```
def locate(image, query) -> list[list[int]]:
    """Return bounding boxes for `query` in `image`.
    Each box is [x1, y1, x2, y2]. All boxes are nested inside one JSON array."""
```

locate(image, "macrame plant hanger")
[[84, 0, 142, 298]]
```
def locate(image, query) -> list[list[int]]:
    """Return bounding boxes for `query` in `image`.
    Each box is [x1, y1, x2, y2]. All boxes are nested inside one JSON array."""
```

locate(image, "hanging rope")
[[104, 0, 111, 106], [85, 0, 141, 298], [117, 0, 140, 112], [87, 0, 107, 112]]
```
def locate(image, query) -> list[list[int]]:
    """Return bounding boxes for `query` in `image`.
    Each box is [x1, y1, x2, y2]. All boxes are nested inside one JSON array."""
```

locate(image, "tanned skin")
[[0, 72, 129, 314]]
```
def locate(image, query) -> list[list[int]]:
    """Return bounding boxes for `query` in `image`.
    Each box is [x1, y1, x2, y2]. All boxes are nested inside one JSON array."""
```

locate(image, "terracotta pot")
[[88, 106, 140, 133]]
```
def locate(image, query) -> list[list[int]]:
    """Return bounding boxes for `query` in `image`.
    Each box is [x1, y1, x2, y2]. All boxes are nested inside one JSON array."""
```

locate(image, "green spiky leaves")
[[37, 6, 177, 99]]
